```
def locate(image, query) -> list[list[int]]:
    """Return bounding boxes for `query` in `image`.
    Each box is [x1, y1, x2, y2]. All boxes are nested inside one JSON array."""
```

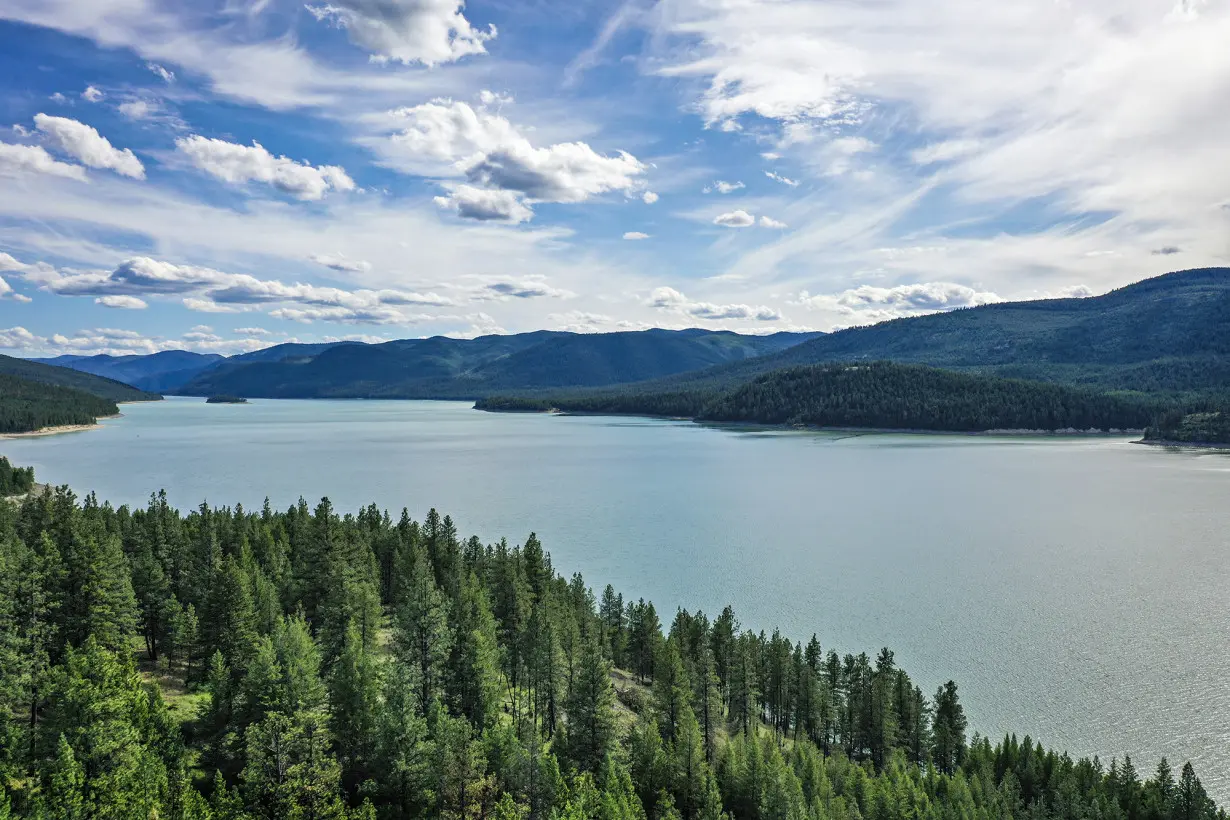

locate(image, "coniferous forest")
[[0, 480, 1221, 820], [0, 374, 121, 435]]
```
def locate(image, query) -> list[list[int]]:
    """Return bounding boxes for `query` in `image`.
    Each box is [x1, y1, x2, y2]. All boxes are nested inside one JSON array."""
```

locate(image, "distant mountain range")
[[0, 354, 160, 403], [20, 267, 1230, 405], [172, 329, 820, 398], [506, 266, 1230, 409], [33, 350, 227, 392]]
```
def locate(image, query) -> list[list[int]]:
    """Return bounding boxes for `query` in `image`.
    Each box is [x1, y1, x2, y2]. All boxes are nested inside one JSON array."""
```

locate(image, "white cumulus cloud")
[[434, 185, 534, 223], [759, 216, 788, 229], [642, 191, 659, 204], [704, 180, 744, 194], [714, 209, 755, 228], [175, 136, 355, 200], [306, 0, 496, 66], [81, 86, 104, 103], [623, 231, 650, 240], [309, 253, 372, 273], [0, 141, 86, 181], [95, 295, 148, 309], [649, 286, 781, 321], [33, 114, 145, 179]]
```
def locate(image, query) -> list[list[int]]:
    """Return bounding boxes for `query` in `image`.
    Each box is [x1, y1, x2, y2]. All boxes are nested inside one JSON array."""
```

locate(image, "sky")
[[0, 0, 1227, 357]]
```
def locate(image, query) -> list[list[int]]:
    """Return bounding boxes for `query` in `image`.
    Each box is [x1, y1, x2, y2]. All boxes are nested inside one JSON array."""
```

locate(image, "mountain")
[[0, 354, 160, 402], [732, 266, 1230, 393], [0, 373, 124, 434], [177, 329, 820, 398], [34, 350, 225, 392], [507, 267, 1230, 411], [478, 361, 1161, 432]]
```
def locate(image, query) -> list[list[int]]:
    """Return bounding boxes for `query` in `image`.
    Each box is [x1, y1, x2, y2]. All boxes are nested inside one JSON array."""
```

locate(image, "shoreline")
[[0, 413, 121, 440], [1135, 438, 1230, 451]]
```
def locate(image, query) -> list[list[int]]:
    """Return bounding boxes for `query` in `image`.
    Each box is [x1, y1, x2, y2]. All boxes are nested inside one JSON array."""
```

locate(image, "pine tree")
[[654, 639, 692, 743], [329, 623, 382, 793], [931, 681, 966, 774], [45, 735, 86, 820], [446, 571, 503, 730], [561, 637, 617, 775], [394, 540, 452, 716]]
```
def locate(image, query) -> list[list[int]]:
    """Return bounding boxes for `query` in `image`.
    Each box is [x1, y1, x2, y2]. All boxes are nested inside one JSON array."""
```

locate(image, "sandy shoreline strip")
[[0, 414, 121, 440]]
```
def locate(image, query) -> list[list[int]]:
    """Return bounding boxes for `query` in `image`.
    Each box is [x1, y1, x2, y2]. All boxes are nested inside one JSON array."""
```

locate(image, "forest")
[[0, 457, 34, 496], [0, 477, 1221, 820], [477, 363, 1165, 433], [0, 374, 122, 434], [1144, 408, 1230, 444]]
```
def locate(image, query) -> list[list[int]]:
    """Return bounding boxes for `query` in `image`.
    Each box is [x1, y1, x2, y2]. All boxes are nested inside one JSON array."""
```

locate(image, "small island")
[[205, 394, 249, 404]]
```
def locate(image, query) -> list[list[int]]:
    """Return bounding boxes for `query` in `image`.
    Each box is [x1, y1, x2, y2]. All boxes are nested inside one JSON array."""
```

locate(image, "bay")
[[5, 396, 1230, 799]]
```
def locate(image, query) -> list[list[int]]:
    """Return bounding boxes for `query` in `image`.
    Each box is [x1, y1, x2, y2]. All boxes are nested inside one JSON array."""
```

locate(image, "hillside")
[[34, 350, 225, 392], [699, 362, 1158, 431], [178, 329, 818, 398], [477, 267, 1230, 417], [0, 373, 122, 434], [0, 480, 1218, 818], [478, 362, 1162, 432], [0, 354, 160, 402], [684, 267, 1230, 394]]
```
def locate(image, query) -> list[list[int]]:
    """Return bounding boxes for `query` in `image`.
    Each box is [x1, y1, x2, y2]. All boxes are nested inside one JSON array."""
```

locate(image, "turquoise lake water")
[[5, 397, 1230, 798]]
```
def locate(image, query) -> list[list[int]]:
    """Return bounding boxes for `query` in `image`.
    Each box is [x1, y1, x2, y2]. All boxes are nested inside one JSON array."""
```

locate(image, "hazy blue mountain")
[[178, 329, 820, 398], [34, 350, 225, 392], [0, 354, 160, 402]]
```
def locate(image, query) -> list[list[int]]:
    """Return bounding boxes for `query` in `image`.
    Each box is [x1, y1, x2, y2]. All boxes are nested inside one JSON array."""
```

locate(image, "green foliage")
[[0, 459, 34, 497], [1146, 408, 1230, 444], [0, 487, 1221, 820], [0, 375, 122, 434]]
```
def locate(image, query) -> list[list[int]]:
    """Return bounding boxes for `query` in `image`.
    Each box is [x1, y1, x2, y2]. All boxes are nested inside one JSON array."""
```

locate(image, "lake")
[[5, 397, 1230, 799]]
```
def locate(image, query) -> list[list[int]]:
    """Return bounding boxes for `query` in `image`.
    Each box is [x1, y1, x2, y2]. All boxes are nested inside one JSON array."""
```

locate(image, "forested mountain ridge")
[[0, 354, 160, 403], [0, 374, 125, 434], [177, 329, 819, 399], [33, 350, 225, 392], [477, 362, 1165, 432], [0, 484, 1220, 820]]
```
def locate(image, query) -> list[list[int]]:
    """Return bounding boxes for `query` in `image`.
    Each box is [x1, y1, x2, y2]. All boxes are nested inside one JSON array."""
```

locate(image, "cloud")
[[0, 327, 40, 348], [464, 142, 646, 203], [375, 98, 647, 217], [764, 171, 798, 187], [309, 253, 372, 273], [81, 85, 103, 103], [797, 282, 1002, 320], [175, 136, 355, 200], [118, 100, 155, 120], [234, 327, 273, 336], [0, 141, 87, 181], [704, 180, 744, 194], [33, 114, 145, 179], [0, 275, 31, 302], [305, 0, 496, 66], [649, 286, 781, 321], [269, 306, 418, 325], [714, 209, 755, 228], [910, 139, 981, 166], [434, 185, 534, 223], [623, 231, 650, 240], [146, 63, 174, 83], [1151, 246, 1182, 255], [480, 279, 572, 300], [94, 294, 147, 309], [759, 216, 788, 229], [379, 97, 522, 169], [16, 253, 454, 325]]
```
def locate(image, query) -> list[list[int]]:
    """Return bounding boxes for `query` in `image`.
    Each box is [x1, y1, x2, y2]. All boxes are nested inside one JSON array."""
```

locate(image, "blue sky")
[[0, 0, 1227, 356]]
